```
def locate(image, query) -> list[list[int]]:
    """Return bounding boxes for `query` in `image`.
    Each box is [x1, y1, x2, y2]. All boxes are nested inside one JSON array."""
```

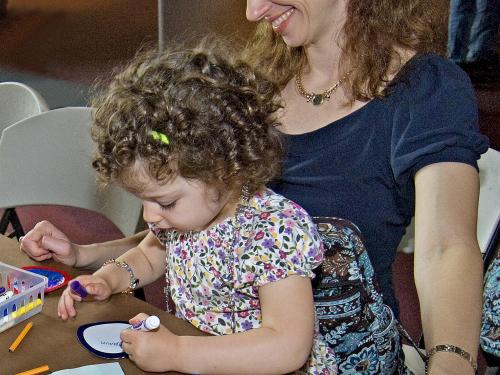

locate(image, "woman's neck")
[[301, 1, 347, 86], [304, 44, 342, 81]]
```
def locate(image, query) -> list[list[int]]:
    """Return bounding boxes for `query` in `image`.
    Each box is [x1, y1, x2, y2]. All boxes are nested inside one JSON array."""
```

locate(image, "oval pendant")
[[312, 94, 324, 106]]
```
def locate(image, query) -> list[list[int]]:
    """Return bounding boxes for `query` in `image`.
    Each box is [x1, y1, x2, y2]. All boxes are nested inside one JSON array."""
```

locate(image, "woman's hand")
[[120, 313, 179, 372], [20, 220, 79, 267], [57, 275, 112, 320]]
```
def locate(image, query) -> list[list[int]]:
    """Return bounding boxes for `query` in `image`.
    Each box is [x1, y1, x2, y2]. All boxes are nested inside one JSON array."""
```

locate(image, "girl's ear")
[[213, 161, 243, 196], [212, 160, 229, 186]]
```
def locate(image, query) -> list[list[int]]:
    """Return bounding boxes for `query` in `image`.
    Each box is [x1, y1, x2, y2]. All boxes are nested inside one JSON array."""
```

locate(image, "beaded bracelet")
[[425, 344, 477, 374], [101, 258, 139, 294]]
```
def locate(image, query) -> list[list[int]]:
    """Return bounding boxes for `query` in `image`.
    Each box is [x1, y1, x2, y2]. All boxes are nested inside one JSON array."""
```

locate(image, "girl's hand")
[[20, 220, 79, 267], [120, 313, 179, 372], [57, 275, 111, 320]]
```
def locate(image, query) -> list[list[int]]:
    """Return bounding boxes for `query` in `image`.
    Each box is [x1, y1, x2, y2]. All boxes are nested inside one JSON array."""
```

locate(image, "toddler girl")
[[58, 40, 337, 374]]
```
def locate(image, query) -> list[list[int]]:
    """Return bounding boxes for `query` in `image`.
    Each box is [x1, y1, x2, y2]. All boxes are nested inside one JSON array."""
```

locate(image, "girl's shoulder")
[[247, 188, 320, 240], [243, 189, 324, 287], [251, 188, 311, 219]]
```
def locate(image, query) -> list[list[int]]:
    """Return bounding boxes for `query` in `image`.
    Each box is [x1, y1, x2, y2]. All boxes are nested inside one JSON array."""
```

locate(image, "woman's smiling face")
[[245, 0, 346, 48]]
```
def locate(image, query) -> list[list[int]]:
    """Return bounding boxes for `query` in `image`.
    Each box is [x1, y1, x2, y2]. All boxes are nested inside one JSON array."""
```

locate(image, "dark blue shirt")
[[271, 54, 489, 315]]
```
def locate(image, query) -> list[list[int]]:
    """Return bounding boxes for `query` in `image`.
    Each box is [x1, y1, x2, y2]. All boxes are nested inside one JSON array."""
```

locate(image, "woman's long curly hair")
[[90, 38, 283, 196], [241, 0, 448, 102]]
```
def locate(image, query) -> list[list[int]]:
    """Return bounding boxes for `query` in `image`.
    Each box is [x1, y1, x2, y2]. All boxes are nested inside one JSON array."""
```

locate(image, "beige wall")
[[160, 0, 255, 48]]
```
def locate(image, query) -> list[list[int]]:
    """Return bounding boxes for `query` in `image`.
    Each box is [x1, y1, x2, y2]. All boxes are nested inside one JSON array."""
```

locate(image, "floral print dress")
[[149, 188, 337, 374]]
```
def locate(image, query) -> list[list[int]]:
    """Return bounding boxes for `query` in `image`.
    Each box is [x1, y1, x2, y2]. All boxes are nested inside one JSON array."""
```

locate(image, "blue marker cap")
[[70, 280, 88, 298], [0, 286, 5, 295]]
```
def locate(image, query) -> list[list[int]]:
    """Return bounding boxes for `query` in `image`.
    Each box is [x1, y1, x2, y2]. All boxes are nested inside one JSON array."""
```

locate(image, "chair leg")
[[134, 288, 146, 301], [0, 208, 25, 240], [418, 334, 425, 349], [0, 208, 13, 233]]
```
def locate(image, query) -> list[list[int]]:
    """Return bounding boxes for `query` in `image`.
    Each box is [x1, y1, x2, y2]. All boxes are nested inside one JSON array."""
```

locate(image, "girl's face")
[[246, 0, 345, 47], [136, 173, 235, 233]]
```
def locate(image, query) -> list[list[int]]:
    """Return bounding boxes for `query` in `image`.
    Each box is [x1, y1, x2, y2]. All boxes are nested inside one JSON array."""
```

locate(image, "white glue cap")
[[144, 315, 160, 330]]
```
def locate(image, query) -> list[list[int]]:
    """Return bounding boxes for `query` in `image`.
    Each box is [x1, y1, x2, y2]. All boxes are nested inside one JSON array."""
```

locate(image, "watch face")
[[77, 321, 130, 359]]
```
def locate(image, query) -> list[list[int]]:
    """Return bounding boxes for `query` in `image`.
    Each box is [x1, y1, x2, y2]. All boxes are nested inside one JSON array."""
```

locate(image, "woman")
[[243, 1, 488, 374], [21, 0, 488, 373]]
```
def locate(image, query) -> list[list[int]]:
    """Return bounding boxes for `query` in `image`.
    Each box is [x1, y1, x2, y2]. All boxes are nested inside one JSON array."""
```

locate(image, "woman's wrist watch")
[[425, 344, 477, 374]]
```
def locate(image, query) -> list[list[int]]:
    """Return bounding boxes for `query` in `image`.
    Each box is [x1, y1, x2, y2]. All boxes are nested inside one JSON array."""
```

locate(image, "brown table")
[[0, 235, 205, 375]]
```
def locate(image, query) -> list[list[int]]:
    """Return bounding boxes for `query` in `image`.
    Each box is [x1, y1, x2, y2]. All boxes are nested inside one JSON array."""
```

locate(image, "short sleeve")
[[390, 55, 489, 183], [249, 202, 324, 287]]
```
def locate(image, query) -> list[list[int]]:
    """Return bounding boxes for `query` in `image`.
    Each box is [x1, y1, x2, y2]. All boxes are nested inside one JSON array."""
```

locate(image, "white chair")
[[0, 82, 49, 135], [397, 217, 415, 254], [402, 147, 500, 373], [477, 148, 500, 260], [0, 107, 143, 239]]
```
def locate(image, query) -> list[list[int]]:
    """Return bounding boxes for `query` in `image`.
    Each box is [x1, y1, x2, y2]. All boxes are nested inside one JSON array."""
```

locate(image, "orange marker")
[[14, 364, 49, 375], [9, 321, 33, 352]]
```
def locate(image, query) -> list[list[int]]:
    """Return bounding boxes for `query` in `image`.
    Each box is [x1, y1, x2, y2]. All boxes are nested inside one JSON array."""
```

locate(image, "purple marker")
[[130, 315, 160, 331], [70, 280, 88, 298]]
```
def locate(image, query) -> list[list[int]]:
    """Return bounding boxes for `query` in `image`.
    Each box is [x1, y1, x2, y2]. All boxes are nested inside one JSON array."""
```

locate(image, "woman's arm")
[[121, 275, 315, 374], [414, 162, 482, 375]]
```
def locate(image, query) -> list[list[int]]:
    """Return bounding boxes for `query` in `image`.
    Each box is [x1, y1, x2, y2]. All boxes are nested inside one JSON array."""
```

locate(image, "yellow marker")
[[14, 364, 49, 375], [9, 321, 33, 352], [10, 299, 42, 319], [26, 298, 42, 312], [16, 306, 26, 316]]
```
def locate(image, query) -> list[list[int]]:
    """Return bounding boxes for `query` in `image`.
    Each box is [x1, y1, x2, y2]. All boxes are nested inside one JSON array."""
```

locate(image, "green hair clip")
[[149, 130, 170, 145]]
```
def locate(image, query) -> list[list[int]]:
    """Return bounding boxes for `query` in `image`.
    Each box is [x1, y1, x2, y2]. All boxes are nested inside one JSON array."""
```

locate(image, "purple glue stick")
[[130, 315, 160, 331], [70, 280, 88, 298]]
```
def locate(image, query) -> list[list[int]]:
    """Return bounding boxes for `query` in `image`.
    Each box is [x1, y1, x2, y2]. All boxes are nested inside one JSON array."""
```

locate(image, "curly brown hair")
[[241, 0, 448, 101], [90, 38, 283, 196]]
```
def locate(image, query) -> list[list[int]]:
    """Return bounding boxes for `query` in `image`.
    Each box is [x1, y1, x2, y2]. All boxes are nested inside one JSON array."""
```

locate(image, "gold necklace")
[[295, 70, 351, 106]]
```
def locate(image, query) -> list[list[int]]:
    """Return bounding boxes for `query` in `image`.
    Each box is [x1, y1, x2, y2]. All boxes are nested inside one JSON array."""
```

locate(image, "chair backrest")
[[0, 107, 143, 237], [477, 148, 500, 261], [0, 82, 49, 135]]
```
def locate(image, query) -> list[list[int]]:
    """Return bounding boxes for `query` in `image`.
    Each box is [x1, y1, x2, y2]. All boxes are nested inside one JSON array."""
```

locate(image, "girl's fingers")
[[58, 289, 78, 320], [31, 253, 53, 262], [129, 312, 149, 325], [57, 277, 111, 321], [121, 340, 130, 352], [71, 276, 107, 300], [65, 293, 78, 318], [58, 293, 70, 320], [84, 283, 108, 301], [120, 325, 136, 342], [120, 338, 135, 362]]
